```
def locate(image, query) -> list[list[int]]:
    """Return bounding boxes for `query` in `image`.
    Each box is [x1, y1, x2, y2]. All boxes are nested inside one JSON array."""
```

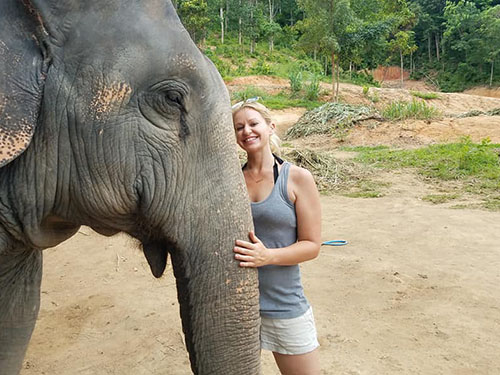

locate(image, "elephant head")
[[0, 1, 260, 374]]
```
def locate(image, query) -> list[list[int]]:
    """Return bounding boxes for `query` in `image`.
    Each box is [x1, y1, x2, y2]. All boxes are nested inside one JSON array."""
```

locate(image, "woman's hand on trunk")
[[234, 231, 273, 268]]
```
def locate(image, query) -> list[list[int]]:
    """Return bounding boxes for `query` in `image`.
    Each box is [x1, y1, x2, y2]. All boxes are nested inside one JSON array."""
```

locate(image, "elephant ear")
[[0, 0, 50, 167]]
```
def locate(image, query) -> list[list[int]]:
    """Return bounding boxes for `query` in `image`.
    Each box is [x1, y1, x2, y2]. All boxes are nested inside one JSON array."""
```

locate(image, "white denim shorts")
[[260, 307, 319, 355]]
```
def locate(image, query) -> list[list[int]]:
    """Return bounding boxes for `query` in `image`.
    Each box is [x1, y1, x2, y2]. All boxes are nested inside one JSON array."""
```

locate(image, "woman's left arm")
[[234, 166, 321, 267]]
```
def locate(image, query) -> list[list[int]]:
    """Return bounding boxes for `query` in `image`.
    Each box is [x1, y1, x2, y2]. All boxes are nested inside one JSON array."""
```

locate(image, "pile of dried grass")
[[455, 107, 500, 118], [285, 102, 380, 139], [282, 148, 371, 192]]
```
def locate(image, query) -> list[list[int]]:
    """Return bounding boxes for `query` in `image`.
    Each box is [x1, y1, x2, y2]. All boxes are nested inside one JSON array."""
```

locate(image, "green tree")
[[410, 0, 446, 64], [388, 30, 418, 86], [179, 0, 210, 45], [297, 0, 354, 101], [345, 0, 399, 73], [443, 1, 483, 64], [481, 5, 500, 86]]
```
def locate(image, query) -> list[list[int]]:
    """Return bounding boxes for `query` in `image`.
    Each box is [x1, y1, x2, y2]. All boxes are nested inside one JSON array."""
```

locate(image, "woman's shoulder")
[[286, 163, 316, 192], [287, 162, 313, 179]]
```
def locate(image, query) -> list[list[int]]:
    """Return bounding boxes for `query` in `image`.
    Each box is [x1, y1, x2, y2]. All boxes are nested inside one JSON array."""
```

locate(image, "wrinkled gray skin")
[[0, 1, 260, 374]]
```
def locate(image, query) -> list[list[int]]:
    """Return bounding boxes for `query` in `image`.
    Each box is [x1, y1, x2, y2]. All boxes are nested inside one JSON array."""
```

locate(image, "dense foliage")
[[172, 0, 500, 92]]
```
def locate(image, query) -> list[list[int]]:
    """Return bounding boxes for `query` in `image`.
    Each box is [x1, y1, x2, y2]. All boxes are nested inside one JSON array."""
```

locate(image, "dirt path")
[[270, 108, 307, 138], [20, 76, 500, 374], [21, 187, 500, 374]]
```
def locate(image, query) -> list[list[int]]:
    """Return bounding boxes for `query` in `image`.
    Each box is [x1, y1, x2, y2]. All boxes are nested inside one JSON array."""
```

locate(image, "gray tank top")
[[251, 162, 310, 319]]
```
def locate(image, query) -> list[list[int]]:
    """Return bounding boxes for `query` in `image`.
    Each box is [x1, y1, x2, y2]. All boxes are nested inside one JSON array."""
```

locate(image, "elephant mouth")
[[141, 240, 171, 278]]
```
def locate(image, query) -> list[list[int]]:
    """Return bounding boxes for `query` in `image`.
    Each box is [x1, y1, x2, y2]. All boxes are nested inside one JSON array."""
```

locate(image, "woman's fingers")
[[234, 232, 269, 267], [235, 253, 253, 261], [238, 261, 256, 268], [234, 246, 253, 254], [235, 239, 254, 248], [234, 253, 257, 267], [235, 232, 262, 248]]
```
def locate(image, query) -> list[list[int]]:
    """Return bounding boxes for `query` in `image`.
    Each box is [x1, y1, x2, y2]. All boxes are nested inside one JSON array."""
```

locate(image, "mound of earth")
[[226, 75, 500, 147], [464, 86, 500, 99]]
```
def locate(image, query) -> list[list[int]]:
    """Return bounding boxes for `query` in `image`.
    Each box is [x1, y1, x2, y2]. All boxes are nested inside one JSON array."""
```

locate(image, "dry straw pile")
[[456, 107, 500, 118], [282, 148, 371, 192], [285, 102, 381, 139]]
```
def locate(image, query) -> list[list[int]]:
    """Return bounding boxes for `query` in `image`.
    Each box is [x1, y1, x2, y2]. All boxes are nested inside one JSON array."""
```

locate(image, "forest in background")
[[171, 0, 500, 93]]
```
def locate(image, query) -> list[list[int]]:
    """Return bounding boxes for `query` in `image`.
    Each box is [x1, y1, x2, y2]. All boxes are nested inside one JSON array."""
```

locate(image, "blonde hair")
[[232, 101, 282, 156]]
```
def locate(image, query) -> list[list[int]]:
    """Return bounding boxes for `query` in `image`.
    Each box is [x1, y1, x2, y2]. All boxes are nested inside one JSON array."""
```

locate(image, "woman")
[[232, 99, 322, 375]]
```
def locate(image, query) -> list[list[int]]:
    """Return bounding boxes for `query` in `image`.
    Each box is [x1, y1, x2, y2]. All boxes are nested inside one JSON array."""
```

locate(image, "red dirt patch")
[[372, 66, 410, 82]]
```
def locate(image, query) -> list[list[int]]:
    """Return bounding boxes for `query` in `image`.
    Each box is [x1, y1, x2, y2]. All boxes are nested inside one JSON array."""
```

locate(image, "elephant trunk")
[[167, 155, 260, 374], [175, 258, 260, 374], [165, 205, 260, 374]]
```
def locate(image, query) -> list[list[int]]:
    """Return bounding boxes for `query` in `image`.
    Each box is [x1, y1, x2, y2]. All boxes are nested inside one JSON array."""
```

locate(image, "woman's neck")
[[245, 149, 274, 172]]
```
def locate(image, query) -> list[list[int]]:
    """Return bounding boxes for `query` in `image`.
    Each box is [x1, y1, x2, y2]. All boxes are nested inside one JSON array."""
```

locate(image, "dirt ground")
[[21, 77, 500, 374]]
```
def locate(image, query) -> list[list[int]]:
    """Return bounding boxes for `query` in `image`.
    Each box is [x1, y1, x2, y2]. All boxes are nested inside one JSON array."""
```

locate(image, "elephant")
[[0, 0, 261, 374]]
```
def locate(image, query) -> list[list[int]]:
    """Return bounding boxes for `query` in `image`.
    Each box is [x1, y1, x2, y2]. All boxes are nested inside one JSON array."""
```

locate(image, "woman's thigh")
[[273, 348, 320, 375]]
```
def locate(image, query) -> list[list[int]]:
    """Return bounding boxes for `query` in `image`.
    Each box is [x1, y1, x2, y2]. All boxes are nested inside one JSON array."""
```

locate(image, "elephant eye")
[[146, 89, 185, 115], [139, 82, 190, 139], [165, 90, 183, 107], [145, 81, 188, 114]]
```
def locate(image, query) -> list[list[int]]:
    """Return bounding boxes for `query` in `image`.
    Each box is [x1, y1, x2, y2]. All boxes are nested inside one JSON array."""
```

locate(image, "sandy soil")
[[464, 87, 500, 99], [20, 77, 500, 374]]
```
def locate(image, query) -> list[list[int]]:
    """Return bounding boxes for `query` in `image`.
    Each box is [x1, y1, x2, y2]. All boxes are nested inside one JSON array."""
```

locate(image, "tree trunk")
[[250, 5, 255, 54], [336, 58, 340, 101], [220, 7, 224, 44], [410, 50, 413, 75], [225, 0, 229, 33], [428, 34, 432, 63], [400, 50, 404, 88], [238, 0, 242, 45], [435, 33, 440, 62], [239, 17, 242, 45], [332, 52, 336, 101], [490, 59, 494, 87], [268, 0, 274, 52]]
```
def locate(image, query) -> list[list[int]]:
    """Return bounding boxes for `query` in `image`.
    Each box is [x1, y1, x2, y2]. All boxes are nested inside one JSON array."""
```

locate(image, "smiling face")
[[233, 107, 275, 154]]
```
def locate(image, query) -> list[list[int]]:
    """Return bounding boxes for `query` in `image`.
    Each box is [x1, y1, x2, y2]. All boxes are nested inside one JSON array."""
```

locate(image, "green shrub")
[[410, 91, 440, 100], [297, 59, 323, 75], [231, 86, 267, 102], [251, 58, 275, 75], [207, 55, 232, 78], [288, 70, 303, 94], [458, 137, 498, 175], [341, 71, 380, 87], [382, 99, 440, 120], [304, 75, 320, 101]]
